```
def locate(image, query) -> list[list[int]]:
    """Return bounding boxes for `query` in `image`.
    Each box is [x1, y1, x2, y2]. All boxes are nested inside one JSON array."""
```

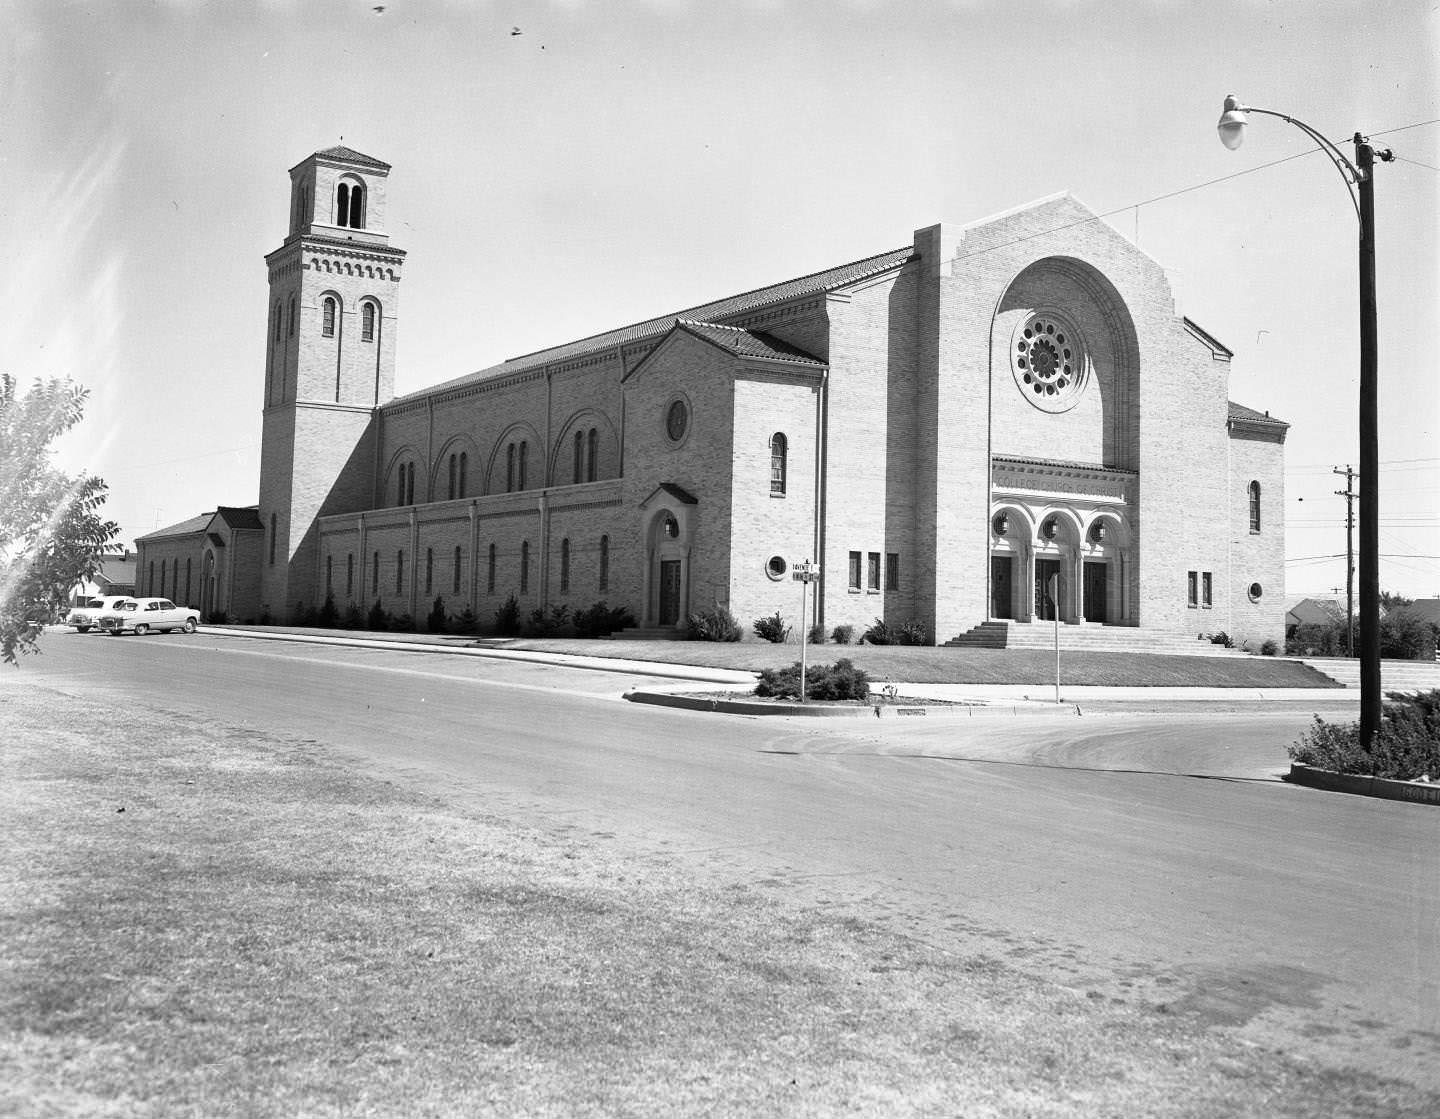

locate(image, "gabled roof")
[[212, 506, 264, 532], [136, 512, 214, 542], [394, 245, 912, 403], [1228, 401, 1289, 428], [1285, 597, 1345, 625], [314, 145, 390, 171], [675, 320, 825, 366], [1392, 599, 1440, 626], [96, 555, 136, 585]]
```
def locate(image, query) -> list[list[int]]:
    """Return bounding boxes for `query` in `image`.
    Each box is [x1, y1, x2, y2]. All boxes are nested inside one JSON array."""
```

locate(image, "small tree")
[[1, 376, 119, 664], [427, 595, 449, 633], [494, 593, 521, 637], [753, 611, 790, 643]]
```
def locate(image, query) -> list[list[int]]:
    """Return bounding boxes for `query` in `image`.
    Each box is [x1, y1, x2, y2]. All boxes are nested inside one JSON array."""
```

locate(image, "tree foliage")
[[0, 375, 119, 664]]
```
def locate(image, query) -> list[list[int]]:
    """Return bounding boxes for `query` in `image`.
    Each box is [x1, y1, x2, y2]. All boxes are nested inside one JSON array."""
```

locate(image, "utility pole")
[[1333, 465, 1357, 657]]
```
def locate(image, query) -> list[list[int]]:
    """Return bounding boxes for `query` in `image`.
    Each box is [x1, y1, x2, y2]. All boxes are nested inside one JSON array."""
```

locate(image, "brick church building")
[[137, 145, 1287, 649]]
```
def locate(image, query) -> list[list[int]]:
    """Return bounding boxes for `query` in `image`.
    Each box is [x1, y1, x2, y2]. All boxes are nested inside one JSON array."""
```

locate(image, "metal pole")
[[1355, 137, 1381, 752], [1051, 573, 1060, 704], [1334, 464, 1356, 658], [799, 563, 809, 705]]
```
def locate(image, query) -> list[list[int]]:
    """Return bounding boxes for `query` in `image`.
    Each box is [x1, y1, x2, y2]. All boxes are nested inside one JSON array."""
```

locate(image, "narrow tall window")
[[425, 548, 434, 596], [573, 431, 584, 484], [1248, 481, 1261, 533], [326, 555, 333, 597], [362, 302, 376, 343], [867, 552, 881, 592], [886, 553, 900, 591], [599, 535, 610, 592], [337, 182, 350, 226], [1187, 570, 1198, 608], [273, 300, 282, 342], [397, 468, 406, 507], [149, 561, 155, 593], [518, 441, 528, 490], [848, 551, 862, 591], [347, 554, 354, 598], [506, 443, 516, 492], [453, 546, 462, 595], [185, 558, 192, 606], [520, 540, 530, 593], [160, 560, 167, 597], [269, 514, 276, 565], [770, 432, 788, 495], [487, 543, 496, 593], [587, 427, 598, 482], [322, 296, 336, 337], [373, 551, 379, 596], [458, 453, 467, 497], [1202, 571, 1213, 608], [396, 550, 404, 595], [560, 538, 571, 594], [406, 463, 416, 505], [288, 296, 296, 337], [348, 182, 364, 228], [448, 454, 457, 500]]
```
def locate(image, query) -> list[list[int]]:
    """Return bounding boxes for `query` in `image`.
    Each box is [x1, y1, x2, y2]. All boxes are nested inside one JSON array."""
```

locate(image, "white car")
[[66, 596, 136, 633], [97, 597, 200, 636]]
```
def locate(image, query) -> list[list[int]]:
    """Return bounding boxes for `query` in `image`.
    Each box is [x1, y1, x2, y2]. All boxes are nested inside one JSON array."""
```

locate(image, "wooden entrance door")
[[991, 556, 1014, 619], [1083, 561, 1107, 623], [658, 559, 682, 625], [1034, 558, 1060, 621]]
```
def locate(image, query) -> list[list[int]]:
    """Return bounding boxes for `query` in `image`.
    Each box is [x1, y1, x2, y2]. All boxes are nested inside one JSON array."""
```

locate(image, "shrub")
[[862, 617, 928, 645], [208, 609, 229, 626], [688, 603, 741, 642], [454, 605, 478, 635], [1208, 631, 1234, 649], [895, 618, 929, 646], [1286, 622, 1345, 657], [1260, 638, 1278, 657], [1290, 689, 1440, 781], [427, 595, 449, 634], [341, 602, 363, 630], [366, 599, 389, 631], [494, 594, 521, 637], [753, 611, 790, 644], [1380, 611, 1440, 661], [526, 603, 572, 637], [808, 623, 826, 645], [574, 601, 635, 638], [392, 612, 415, 633], [831, 623, 854, 645], [316, 593, 339, 629], [755, 658, 870, 702]]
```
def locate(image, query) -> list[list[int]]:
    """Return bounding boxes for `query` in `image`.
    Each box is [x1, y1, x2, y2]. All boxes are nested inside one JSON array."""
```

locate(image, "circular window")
[[1248, 582, 1263, 602], [1012, 310, 1088, 413], [665, 398, 689, 442], [992, 513, 1009, 537], [766, 555, 788, 580]]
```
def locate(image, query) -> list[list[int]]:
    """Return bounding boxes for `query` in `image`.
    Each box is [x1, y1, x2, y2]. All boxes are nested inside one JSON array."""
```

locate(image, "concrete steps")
[[1300, 658, 1440, 692], [945, 619, 1253, 657]]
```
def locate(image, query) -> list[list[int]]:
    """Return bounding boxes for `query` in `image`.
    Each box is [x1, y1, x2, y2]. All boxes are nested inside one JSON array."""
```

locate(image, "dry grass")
[[1, 684, 1423, 1118]]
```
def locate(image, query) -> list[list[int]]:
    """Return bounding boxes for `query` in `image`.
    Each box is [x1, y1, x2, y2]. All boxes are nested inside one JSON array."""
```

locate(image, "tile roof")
[[213, 506, 264, 532], [395, 245, 912, 403], [1228, 401, 1288, 427], [676, 320, 825, 365], [136, 512, 214, 542], [315, 145, 391, 170]]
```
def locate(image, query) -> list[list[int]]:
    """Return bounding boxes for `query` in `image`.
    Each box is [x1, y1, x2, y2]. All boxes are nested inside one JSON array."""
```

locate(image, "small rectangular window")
[[867, 552, 880, 592], [885, 553, 899, 592], [1187, 570, 1198, 608], [1202, 571, 1213, 609], [848, 551, 861, 591]]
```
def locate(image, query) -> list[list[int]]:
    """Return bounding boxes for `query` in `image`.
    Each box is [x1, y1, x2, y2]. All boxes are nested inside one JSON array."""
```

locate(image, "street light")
[[1217, 95, 1394, 751]]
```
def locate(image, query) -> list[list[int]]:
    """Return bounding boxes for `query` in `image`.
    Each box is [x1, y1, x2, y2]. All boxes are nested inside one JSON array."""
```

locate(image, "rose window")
[[1012, 311, 1088, 413]]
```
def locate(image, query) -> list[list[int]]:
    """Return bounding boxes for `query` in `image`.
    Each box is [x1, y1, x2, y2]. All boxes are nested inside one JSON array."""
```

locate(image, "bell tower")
[[258, 146, 406, 620]]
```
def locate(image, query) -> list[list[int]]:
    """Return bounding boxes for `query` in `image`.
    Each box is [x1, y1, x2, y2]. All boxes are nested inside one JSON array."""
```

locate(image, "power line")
[[1394, 156, 1440, 173], [1372, 117, 1440, 137]]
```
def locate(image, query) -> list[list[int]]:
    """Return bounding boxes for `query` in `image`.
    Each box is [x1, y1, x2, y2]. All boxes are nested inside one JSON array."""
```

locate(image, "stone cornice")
[[266, 234, 407, 266]]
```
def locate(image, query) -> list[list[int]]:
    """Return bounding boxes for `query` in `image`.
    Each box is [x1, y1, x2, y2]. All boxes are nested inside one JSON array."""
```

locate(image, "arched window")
[[453, 546, 462, 595], [448, 454, 457, 500], [361, 301, 376, 343], [560, 538, 570, 594], [487, 543, 496, 593], [518, 441, 528, 490], [337, 182, 349, 226], [425, 548, 434, 596], [587, 427, 598, 482], [347, 554, 354, 598], [269, 513, 276, 565], [573, 431, 584, 484], [599, 534, 609, 593], [770, 432, 788, 495], [337, 181, 365, 228], [520, 540, 530, 594], [396, 550, 404, 595], [506, 443, 516, 492], [459, 452, 467, 497], [322, 296, 336, 337], [1248, 481, 1261, 533], [408, 462, 416, 505]]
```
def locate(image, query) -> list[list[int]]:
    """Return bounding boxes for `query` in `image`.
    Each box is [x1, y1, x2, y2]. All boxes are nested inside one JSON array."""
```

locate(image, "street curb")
[[623, 690, 1082, 718], [1286, 763, 1440, 806]]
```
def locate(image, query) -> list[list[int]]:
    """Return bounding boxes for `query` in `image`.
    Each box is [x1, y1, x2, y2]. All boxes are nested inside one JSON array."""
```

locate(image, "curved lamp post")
[[1217, 95, 1393, 751]]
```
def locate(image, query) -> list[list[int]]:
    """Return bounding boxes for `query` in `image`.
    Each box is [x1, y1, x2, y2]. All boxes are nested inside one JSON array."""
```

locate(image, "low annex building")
[[137, 146, 1287, 648]]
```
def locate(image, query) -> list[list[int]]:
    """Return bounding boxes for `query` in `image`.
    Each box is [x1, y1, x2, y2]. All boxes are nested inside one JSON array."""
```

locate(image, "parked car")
[[97, 598, 200, 635], [66, 596, 136, 633]]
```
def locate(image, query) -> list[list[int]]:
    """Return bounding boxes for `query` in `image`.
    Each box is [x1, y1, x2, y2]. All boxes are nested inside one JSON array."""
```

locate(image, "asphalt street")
[[9, 629, 1437, 1090]]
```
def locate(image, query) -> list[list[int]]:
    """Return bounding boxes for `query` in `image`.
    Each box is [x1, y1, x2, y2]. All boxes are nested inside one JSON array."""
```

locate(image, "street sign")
[[792, 561, 821, 583]]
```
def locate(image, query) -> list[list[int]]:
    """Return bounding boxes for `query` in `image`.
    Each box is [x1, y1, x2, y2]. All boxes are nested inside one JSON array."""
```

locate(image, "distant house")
[[68, 552, 137, 606], [1284, 597, 1345, 637], [1390, 599, 1440, 629]]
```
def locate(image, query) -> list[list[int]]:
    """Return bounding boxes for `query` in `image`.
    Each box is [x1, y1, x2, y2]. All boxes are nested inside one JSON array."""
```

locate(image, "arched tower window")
[[336, 180, 366, 229], [322, 296, 337, 337], [770, 432, 788, 495], [587, 427, 598, 482], [361, 301, 376, 343], [1248, 481, 1262, 533]]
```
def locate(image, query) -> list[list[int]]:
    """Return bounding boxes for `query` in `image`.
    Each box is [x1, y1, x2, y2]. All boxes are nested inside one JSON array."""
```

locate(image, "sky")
[[3, 0, 1437, 600]]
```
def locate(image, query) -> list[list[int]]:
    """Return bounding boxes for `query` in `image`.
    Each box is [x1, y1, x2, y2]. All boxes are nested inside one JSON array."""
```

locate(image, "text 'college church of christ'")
[[137, 146, 1287, 651]]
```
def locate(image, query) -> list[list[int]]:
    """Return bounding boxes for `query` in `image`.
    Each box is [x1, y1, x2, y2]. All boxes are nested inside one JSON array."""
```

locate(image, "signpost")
[[1049, 573, 1061, 704], [792, 560, 821, 704]]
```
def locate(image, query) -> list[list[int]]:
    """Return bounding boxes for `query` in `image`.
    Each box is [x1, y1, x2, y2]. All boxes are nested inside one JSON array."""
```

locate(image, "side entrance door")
[[658, 559, 683, 626], [1034, 558, 1061, 621], [990, 556, 1013, 619], [1083, 561, 1108, 623]]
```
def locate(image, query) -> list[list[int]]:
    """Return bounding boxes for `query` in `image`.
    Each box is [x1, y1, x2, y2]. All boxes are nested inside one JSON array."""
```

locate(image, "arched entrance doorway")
[[638, 484, 698, 631]]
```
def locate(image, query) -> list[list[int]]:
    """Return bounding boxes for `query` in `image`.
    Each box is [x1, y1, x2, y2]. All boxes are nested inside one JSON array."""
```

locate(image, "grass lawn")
[[509, 639, 1342, 688], [3, 684, 1420, 1118]]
